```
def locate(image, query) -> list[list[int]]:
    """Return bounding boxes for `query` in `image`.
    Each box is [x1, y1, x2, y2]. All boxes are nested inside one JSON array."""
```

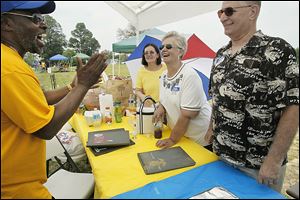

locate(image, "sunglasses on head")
[[2, 12, 45, 25], [217, 5, 252, 18], [159, 44, 173, 50]]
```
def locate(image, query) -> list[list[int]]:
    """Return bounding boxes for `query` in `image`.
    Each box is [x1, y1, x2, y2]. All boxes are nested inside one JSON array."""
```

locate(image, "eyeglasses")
[[159, 44, 173, 50], [217, 5, 252, 18], [2, 12, 45, 25]]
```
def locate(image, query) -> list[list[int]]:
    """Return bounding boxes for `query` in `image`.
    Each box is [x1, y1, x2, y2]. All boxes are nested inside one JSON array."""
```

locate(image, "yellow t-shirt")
[[135, 63, 167, 102], [1, 44, 55, 199]]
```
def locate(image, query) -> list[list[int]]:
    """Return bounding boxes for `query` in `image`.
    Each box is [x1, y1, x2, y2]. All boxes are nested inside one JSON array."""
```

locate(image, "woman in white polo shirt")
[[153, 31, 212, 150]]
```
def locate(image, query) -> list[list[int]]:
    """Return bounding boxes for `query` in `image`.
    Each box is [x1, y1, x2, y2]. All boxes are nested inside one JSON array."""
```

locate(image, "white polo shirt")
[[159, 64, 211, 146]]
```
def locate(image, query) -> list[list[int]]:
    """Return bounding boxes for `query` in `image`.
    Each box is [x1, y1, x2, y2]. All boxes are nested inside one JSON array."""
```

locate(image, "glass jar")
[[127, 95, 136, 116], [103, 106, 112, 124], [154, 121, 163, 139]]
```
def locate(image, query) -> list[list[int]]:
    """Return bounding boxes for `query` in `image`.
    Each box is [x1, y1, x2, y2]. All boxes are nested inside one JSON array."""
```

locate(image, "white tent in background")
[[104, 1, 221, 35], [104, 1, 221, 78]]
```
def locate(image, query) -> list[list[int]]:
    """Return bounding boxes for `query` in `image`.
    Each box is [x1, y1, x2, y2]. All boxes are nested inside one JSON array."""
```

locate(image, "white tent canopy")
[[104, 1, 221, 78], [104, 1, 221, 31]]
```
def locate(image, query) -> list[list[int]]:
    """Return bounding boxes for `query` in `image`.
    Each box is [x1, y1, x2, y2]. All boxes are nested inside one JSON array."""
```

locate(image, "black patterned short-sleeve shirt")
[[209, 30, 299, 169]]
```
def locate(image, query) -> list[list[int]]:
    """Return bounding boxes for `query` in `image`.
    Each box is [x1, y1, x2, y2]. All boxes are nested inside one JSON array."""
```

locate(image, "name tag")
[[171, 85, 180, 92], [214, 56, 225, 66]]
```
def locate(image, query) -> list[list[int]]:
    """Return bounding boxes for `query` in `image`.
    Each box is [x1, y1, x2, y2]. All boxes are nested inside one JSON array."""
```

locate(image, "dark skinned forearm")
[[43, 85, 70, 105], [33, 84, 89, 140]]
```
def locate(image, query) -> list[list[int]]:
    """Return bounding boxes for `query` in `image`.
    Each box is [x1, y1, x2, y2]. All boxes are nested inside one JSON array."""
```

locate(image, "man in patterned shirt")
[[205, 1, 299, 192]]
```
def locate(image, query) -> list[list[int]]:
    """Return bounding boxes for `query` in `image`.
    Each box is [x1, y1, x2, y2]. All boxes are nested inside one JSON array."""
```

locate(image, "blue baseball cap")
[[1, 1, 56, 14]]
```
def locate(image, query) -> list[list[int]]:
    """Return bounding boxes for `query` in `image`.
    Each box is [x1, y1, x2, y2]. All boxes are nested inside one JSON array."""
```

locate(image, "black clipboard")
[[137, 146, 196, 175], [87, 128, 130, 147], [89, 139, 135, 156]]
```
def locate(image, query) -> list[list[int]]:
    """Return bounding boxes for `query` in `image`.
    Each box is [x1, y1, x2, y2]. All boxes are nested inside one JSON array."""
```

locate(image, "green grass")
[[35, 64, 130, 91], [105, 64, 130, 78], [36, 72, 76, 91]]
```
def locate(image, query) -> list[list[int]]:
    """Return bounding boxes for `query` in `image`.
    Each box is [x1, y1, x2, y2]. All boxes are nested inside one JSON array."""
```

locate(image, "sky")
[[50, 1, 299, 52]]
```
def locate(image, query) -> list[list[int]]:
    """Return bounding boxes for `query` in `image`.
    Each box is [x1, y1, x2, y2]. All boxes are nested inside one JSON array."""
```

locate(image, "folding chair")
[[46, 135, 81, 177], [286, 182, 299, 199], [44, 136, 95, 199], [55, 129, 88, 167]]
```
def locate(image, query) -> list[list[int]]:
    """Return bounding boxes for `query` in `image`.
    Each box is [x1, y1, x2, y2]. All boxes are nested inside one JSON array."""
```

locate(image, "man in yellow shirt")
[[1, 1, 108, 198]]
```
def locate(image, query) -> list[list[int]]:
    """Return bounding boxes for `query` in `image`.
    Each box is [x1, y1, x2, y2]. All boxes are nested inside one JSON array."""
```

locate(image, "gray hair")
[[238, 1, 261, 19], [162, 31, 187, 59], [240, 1, 261, 7]]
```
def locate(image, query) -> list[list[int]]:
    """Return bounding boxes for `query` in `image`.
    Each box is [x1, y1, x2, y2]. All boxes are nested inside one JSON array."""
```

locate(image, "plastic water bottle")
[[92, 108, 102, 128]]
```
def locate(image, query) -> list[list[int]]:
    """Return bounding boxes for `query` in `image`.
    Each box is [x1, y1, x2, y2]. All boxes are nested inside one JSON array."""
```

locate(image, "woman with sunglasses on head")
[[206, 1, 299, 192], [153, 31, 212, 150], [135, 43, 166, 106]]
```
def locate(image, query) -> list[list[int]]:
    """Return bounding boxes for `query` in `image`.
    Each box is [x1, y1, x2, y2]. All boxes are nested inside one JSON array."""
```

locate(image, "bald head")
[[242, 1, 261, 19], [241, 1, 261, 7]]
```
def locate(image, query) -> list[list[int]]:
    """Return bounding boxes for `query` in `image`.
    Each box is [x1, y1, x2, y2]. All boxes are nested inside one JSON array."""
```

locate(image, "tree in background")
[[42, 15, 67, 60], [63, 49, 77, 67], [116, 23, 148, 40], [68, 23, 100, 56], [101, 50, 113, 59], [24, 52, 41, 69], [63, 49, 76, 59], [117, 24, 137, 40]]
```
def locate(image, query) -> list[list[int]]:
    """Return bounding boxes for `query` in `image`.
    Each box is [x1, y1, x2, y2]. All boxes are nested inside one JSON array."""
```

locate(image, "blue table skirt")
[[113, 160, 285, 199]]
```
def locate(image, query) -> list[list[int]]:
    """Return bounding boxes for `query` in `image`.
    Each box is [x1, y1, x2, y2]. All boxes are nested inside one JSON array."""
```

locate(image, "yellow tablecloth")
[[69, 114, 218, 199]]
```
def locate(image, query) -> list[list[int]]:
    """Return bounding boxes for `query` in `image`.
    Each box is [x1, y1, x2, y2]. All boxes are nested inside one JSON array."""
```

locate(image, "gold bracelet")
[[66, 84, 73, 92]]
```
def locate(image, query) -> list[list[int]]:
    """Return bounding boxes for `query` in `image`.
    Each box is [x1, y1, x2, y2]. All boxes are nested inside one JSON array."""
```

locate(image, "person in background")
[[1, 1, 108, 198], [153, 31, 212, 149], [135, 43, 166, 106], [205, 1, 299, 192], [41, 60, 46, 72]]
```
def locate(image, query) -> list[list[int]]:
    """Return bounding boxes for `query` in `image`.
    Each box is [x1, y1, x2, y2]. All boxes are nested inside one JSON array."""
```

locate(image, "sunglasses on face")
[[159, 44, 174, 50], [2, 12, 45, 25], [217, 5, 252, 18]]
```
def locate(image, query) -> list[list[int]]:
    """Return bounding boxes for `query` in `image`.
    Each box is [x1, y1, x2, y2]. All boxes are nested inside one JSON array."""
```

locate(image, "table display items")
[[154, 121, 163, 139], [137, 146, 196, 175], [103, 106, 113, 124], [114, 101, 123, 123], [87, 128, 135, 156], [84, 109, 102, 127], [136, 96, 156, 136]]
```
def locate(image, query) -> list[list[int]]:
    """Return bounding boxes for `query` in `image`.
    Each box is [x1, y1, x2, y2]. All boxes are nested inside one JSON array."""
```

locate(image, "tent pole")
[[112, 52, 115, 79], [118, 54, 121, 76], [136, 29, 139, 46]]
